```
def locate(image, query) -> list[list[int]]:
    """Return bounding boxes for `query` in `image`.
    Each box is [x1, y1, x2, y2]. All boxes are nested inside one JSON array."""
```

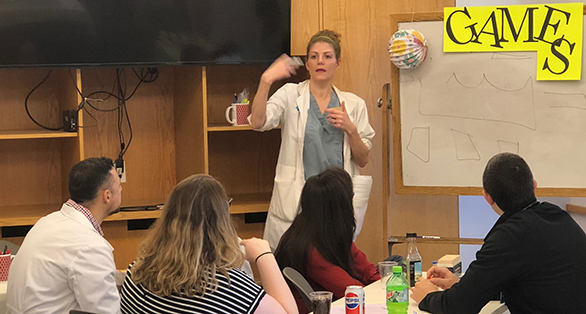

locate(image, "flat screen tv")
[[0, 0, 290, 67]]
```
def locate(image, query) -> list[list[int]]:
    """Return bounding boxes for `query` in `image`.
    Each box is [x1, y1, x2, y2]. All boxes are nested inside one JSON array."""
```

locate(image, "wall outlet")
[[120, 161, 126, 183], [115, 158, 126, 183]]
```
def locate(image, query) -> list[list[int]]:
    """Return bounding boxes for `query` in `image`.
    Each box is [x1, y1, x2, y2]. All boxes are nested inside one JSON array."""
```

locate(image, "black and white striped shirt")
[[121, 264, 265, 314]]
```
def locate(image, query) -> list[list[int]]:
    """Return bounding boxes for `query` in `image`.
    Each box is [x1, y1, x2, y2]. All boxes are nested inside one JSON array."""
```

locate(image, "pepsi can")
[[345, 285, 365, 314]]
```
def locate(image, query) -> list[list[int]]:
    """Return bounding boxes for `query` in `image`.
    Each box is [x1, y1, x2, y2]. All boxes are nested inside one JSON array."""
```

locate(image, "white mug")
[[225, 103, 250, 126]]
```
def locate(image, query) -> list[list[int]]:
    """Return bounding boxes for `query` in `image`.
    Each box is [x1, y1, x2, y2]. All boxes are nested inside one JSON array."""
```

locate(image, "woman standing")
[[120, 174, 298, 314], [250, 30, 375, 249], [274, 167, 380, 314]]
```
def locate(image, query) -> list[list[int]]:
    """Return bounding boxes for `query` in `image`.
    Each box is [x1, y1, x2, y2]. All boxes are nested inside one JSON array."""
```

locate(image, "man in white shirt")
[[7, 157, 122, 314]]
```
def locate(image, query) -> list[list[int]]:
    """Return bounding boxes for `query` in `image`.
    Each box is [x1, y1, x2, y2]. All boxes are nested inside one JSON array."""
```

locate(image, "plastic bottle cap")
[[392, 266, 403, 273], [406, 232, 417, 238]]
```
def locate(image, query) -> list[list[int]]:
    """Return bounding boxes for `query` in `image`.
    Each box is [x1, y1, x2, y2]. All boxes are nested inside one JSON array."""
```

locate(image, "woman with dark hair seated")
[[274, 167, 379, 313], [120, 174, 298, 314]]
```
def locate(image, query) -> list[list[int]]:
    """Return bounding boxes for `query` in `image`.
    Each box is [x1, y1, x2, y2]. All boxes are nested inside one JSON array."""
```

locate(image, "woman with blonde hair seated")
[[120, 174, 298, 314]]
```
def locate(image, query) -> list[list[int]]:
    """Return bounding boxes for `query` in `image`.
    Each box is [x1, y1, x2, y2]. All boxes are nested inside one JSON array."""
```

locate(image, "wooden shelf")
[[107, 193, 270, 220], [0, 200, 168, 227], [110, 193, 270, 220], [207, 124, 255, 132], [229, 193, 271, 214], [107, 199, 166, 222], [0, 204, 59, 227], [207, 124, 280, 132], [0, 130, 78, 140], [105, 209, 163, 222], [567, 204, 586, 215]]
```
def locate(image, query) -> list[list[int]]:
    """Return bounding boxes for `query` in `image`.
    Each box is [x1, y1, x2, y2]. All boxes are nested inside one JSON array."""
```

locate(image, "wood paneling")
[[0, 69, 63, 131], [0, 140, 63, 207], [207, 131, 280, 198], [80, 68, 176, 203], [291, 0, 321, 56], [102, 221, 150, 269], [174, 66, 206, 182]]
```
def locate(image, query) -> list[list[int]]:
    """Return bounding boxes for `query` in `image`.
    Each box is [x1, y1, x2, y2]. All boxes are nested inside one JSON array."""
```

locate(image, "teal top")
[[303, 91, 344, 180]]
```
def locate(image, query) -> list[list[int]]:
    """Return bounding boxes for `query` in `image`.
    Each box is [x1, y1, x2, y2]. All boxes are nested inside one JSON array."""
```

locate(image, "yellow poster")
[[444, 3, 583, 80]]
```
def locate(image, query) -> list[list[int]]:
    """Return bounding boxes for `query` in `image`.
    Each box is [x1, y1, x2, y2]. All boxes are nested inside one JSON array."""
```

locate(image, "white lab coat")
[[6, 204, 120, 314], [253, 80, 375, 249]]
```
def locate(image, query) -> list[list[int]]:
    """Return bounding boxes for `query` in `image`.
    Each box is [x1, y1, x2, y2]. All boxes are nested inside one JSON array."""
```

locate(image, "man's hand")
[[411, 278, 440, 303], [427, 266, 460, 289]]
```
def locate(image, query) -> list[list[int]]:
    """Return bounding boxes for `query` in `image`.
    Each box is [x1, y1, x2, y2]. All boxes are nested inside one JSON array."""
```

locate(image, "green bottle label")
[[386, 287, 408, 303]]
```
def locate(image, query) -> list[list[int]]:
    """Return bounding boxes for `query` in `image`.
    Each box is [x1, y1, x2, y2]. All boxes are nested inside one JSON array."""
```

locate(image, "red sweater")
[[294, 243, 380, 313]]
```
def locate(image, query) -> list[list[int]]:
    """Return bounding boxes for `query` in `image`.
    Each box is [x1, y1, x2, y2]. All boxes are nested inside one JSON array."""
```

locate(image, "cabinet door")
[[291, 0, 321, 56]]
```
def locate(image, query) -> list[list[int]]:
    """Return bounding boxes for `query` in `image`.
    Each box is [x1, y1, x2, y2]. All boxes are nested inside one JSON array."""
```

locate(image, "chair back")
[[283, 267, 314, 311], [0, 240, 19, 255]]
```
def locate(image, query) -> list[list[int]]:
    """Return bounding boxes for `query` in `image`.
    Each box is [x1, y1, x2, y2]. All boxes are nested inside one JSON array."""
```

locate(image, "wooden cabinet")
[[0, 65, 306, 268], [291, 0, 321, 55], [0, 69, 82, 225]]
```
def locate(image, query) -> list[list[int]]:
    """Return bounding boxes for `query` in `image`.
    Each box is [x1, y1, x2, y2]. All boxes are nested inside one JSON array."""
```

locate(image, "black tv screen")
[[0, 0, 290, 67]]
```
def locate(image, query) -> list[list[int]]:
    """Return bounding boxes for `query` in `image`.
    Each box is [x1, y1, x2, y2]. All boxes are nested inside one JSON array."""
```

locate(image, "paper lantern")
[[388, 29, 428, 69]]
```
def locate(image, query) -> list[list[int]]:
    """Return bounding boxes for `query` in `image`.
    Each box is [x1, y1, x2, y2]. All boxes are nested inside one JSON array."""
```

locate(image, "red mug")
[[0, 254, 11, 281], [225, 103, 250, 126]]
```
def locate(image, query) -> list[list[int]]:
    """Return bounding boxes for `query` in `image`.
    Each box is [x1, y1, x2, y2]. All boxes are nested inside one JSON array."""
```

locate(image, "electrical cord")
[[69, 67, 158, 160], [24, 70, 63, 131]]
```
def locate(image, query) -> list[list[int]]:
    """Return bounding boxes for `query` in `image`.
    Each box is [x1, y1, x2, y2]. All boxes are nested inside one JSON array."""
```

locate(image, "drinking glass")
[[378, 261, 398, 289], [310, 291, 333, 314]]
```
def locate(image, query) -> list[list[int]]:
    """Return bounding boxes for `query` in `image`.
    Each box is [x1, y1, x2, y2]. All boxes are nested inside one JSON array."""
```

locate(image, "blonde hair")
[[131, 174, 244, 297], [306, 29, 342, 60]]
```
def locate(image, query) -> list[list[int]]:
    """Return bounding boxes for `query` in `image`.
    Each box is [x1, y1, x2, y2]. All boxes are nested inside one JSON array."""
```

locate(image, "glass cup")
[[310, 291, 333, 314], [378, 261, 398, 289]]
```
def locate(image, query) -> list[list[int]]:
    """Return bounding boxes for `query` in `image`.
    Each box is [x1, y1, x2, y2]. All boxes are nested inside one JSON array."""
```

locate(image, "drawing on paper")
[[543, 92, 586, 110], [406, 127, 430, 163], [491, 52, 532, 60], [497, 140, 519, 154], [416, 74, 537, 130], [451, 129, 480, 161]]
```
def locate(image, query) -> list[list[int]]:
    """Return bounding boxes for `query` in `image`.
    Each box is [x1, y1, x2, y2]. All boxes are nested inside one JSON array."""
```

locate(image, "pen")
[[418, 236, 440, 239], [2, 245, 6, 255]]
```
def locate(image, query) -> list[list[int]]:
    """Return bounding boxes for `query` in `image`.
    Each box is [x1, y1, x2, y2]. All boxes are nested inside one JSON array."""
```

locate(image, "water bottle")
[[386, 265, 408, 314], [406, 232, 422, 287]]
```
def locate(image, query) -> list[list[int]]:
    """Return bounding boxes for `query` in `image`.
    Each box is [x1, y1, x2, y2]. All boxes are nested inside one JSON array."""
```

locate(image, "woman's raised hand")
[[261, 54, 299, 85]]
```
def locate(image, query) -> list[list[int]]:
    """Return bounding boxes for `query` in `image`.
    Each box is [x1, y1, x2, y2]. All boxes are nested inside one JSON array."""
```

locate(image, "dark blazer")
[[419, 201, 586, 314]]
